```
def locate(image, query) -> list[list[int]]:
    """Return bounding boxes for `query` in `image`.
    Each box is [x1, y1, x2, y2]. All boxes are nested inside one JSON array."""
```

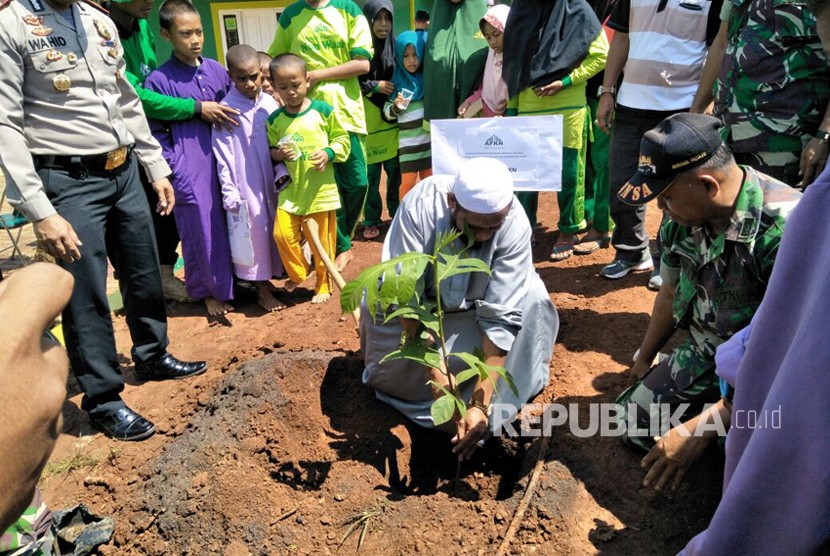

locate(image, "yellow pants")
[[274, 209, 335, 296]]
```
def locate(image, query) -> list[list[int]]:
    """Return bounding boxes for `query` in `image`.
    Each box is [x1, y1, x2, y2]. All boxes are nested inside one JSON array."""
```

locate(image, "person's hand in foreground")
[[0, 263, 73, 532]]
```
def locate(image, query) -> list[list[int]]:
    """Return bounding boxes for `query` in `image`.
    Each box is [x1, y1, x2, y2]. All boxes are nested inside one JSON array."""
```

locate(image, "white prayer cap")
[[452, 158, 514, 214]]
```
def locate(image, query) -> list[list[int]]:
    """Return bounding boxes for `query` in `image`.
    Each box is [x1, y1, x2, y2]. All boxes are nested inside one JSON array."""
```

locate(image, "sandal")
[[550, 241, 574, 261], [362, 226, 380, 240], [573, 235, 610, 255]]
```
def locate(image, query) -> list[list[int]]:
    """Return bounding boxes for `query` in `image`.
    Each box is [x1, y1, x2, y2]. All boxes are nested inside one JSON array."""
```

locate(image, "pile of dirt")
[[117, 351, 535, 554], [92, 348, 720, 555]]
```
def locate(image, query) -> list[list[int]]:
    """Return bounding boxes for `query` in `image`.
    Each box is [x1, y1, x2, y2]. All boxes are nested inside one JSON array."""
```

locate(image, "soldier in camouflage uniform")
[[691, 0, 830, 187], [614, 114, 802, 450]]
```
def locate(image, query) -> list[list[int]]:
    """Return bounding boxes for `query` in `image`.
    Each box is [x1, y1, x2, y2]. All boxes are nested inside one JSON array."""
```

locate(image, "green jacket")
[[116, 18, 197, 121]]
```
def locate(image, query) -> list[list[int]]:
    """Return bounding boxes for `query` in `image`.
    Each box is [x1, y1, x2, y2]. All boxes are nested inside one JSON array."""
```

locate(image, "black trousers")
[[609, 105, 684, 262], [138, 166, 180, 266], [38, 153, 168, 417]]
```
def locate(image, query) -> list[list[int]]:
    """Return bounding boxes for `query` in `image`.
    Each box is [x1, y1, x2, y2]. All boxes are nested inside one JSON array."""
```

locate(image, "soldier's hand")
[[33, 214, 83, 263], [799, 137, 829, 188], [200, 101, 240, 132], [641, 425, 711, 493], [628, 359, 651, 384], [151, 178, 175, 216], [0, 263, 72, 532]]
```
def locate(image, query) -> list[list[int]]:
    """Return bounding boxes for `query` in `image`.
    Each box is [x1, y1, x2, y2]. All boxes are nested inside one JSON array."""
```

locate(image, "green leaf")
[[487, 365, 519, 397], [431, 393, 456, 425], [384, 305, 440, 335], [439, 258, 493, 281], [454, 396, 467, 419], [450, 352, 519, 397], [383, 305, 420, 321], [451, 351, 486, 372], [454, 368, 479, 386], [340, 252, 430, 320], [435, 229, 463, 254], [381, 344, 442, 369], [435, 245, 492, 283]]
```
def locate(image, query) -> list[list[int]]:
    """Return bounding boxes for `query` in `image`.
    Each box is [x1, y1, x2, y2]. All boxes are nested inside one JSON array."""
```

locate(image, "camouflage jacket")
[[715, 0, 830, 154], [660, 166, 801, 364]]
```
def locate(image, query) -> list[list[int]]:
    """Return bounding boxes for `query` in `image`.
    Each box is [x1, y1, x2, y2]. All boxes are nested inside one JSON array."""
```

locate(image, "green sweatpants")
[[363, 156, 401, 227], [334, 132, 369, 254], [516, 142, 586, 235], [584, 97, 612, 234]]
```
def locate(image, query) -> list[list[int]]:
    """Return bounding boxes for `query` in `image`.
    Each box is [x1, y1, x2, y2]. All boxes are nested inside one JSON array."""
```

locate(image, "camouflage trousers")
[[615, 339, 721, 451], [0, 490, 55, 556], [733, 151, 801, 188]]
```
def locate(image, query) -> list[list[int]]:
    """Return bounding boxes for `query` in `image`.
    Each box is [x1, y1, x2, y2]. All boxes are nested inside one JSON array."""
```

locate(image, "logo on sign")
[[484, 134, 503, 146]]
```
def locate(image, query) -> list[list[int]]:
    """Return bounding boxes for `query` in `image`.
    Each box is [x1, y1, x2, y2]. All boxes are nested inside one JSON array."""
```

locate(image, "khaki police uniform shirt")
[[0, 0, 171, 221]]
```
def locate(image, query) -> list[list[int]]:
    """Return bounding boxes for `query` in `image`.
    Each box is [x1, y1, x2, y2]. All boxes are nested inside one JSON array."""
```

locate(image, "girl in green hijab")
[[423, 0, 489, 123]]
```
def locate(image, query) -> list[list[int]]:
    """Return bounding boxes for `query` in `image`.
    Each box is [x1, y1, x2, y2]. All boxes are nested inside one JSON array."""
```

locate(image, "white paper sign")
[[431, 115, 563, 191], [227, 200, 254, 267]]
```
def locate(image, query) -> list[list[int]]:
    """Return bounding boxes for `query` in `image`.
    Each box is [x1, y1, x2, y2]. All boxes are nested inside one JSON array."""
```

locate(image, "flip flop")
[[550, 241, 574, 261], [362, 226, 380, 240], [573, 236, 610, 255]]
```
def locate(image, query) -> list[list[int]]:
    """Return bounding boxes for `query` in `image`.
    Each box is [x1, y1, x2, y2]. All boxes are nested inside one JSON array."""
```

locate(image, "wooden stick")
[[301, 217, 361, 332], [496, 434, 552, 556]]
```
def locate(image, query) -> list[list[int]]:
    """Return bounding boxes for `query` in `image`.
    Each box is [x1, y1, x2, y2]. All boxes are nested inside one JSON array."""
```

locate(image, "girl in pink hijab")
[[457, 4, 510, 118]]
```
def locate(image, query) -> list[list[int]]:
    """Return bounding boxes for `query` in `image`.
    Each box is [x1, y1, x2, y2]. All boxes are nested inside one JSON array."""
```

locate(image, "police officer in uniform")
[[0, 0, 206, 440]]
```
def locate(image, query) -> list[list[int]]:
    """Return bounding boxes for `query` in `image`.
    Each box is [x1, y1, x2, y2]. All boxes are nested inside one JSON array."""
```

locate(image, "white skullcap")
[[452, 158, 514, 214]]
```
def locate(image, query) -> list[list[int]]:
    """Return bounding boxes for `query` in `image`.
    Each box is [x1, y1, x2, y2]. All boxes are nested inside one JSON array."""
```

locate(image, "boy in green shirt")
[[267, 0, 373, 271], [268, 54, 351, 304]]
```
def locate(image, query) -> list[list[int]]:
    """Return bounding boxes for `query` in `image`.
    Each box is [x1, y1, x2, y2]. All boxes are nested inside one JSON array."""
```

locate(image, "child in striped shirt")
[[383, 31, 431, 199]]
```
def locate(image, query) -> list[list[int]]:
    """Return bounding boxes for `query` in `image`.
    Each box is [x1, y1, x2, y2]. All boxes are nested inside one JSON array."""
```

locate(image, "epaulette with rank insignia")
[[81, 0, 109, 15]]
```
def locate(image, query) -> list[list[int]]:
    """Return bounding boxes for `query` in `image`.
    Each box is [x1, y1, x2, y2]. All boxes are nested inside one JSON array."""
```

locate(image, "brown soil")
[[41, 195, 722, 555]]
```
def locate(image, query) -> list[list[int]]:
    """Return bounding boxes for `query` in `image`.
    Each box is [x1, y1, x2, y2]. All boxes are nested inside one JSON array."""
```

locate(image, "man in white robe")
[[360, 158, 559, 459]]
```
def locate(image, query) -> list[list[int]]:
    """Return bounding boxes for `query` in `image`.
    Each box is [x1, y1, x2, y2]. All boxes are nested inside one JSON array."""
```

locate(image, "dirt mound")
[[94, 347, 721, 555], [125, 351, 541, 554]]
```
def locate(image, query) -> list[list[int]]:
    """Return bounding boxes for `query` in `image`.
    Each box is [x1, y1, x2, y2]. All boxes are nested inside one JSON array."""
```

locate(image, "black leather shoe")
[[134, 353, 208, 381], [90, 407, 156, 441]]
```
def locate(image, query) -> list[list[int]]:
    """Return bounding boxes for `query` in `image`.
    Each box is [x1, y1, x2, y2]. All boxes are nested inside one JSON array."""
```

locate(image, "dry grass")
[[338, 503, 385, 553], [39, 436, 99, 486]]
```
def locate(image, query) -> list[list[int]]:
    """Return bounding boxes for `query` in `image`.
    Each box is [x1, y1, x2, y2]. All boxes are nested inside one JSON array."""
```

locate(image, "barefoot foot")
[[256, 283, 287, 312], [205, 297, 233, 316], [335, 250, 353, 272], [311, 292, 331, 304]]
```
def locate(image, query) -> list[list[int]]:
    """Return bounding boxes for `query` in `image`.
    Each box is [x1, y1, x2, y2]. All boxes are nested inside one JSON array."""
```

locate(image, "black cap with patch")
[[618, 113, 724, 206]]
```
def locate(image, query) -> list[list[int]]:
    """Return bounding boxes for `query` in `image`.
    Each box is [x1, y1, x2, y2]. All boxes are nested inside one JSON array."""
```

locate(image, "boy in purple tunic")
[[145, 0, 234, 317], [212, 45, 286, 312]]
